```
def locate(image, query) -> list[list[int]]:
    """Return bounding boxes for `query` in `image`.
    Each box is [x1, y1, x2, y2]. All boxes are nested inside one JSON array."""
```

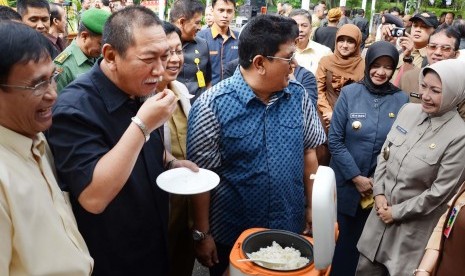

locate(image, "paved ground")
[[192, 260, 209, 276]]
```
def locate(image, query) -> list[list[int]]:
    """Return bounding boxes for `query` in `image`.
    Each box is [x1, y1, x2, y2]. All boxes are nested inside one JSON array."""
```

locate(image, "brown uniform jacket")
[[357, 103, 465, 276]]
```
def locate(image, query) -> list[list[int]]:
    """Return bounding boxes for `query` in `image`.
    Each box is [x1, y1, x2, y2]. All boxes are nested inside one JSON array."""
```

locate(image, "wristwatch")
[[192, 229, 211, 241], [131, 116, 150, 142], [403, 56, 413, 64]]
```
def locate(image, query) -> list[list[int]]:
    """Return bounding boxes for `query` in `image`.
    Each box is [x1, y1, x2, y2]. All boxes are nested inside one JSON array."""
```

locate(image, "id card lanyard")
[[444, 202, 465, 238], [194, 57, 206, 88]]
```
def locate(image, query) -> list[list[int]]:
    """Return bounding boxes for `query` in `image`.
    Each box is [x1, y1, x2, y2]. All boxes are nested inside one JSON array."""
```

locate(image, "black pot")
[[241, 229, 314, 271]]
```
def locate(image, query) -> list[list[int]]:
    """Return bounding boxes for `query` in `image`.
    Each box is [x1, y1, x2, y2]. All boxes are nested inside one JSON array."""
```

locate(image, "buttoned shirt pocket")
[[387, 131, 407, 147], [410, 142, 442, 165], [384, 131, 407, 167], [278, 115, 302, 149], [408, 142, 443, 185], [221, 118, 262, 161]]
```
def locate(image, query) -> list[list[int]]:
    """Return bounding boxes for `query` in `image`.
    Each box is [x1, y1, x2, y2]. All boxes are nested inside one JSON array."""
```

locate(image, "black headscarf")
[[361, 41, 401, 95]]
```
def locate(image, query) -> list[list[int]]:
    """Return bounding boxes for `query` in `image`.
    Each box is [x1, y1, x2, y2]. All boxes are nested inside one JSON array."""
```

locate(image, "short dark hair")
[[238, 15, 298, 69], [429, 25, 461, 50], [212, 0, 236, 8], [452, 19, 465, 38], [357, 8, 365, 15], [388, 7, 400, 14], [169, 0, 204, 23], [17, 0, 50, 17], [162, 21, 181, 38], [103, 6, 162, 57], [50, 3, 64, 22], [288, 9, 312, 24], [0, 21, 54, 84], [0, 6, 22, 21]]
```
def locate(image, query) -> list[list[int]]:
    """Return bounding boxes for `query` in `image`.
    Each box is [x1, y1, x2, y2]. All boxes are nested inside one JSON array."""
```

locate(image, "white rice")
[[248, 241, 310, 270]]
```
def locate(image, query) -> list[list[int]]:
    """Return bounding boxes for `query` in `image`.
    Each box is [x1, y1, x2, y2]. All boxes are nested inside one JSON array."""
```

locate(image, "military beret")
[[81, 8, 111, 35]]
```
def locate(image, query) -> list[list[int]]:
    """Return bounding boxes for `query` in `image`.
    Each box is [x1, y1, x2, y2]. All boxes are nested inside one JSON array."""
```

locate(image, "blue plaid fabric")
[[187, 68, 326, 246]]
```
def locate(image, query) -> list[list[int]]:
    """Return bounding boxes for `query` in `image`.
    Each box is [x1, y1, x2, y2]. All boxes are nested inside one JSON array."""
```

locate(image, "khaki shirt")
[[392, 47, 427, 85], [54, 39, 96, 93], [0, 126, 93, 275], [358, 103, 465, 275], [295, 39, 332, 75]]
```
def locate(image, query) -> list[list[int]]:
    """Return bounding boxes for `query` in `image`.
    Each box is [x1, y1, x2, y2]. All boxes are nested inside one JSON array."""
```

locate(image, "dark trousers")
[[330, 207, 371, 276], [209, 242, 233, 276]]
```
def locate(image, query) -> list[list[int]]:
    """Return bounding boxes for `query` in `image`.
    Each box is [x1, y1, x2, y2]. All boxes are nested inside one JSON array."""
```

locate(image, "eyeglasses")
[[0, 70, 59, 97], [169, 49, 183, 57], [426, 44, 454, 53], [266, 52, 297, 65]]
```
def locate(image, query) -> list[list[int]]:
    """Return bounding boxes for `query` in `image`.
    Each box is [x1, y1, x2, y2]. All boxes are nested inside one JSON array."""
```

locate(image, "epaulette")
[[54, 51, 70, 65]]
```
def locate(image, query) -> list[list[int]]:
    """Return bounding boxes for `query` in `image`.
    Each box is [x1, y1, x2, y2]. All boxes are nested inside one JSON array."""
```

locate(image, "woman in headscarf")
[[356, 59, 465, 276], [316, 24, 365, 130], [315, 24, 365, 165], [414, 60, 465, 276], [328, 41, 409, 276]]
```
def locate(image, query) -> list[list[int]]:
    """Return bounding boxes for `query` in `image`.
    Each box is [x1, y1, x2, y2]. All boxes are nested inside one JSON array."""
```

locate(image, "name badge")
[[196, 71, 206, 88], [396, 125, 407, 134], [209, 51, 218, 55], [231, 45, 238, 50], [444, 203, 465, 238], [350, 113, 366, 119]]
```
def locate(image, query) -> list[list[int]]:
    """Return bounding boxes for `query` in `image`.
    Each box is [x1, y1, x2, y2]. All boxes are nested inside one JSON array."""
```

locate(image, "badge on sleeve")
[[444, 203, 465, 238]]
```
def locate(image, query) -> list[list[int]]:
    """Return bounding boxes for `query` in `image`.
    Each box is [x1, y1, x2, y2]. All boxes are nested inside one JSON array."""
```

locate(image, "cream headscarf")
[[420, 59, 465, 115]]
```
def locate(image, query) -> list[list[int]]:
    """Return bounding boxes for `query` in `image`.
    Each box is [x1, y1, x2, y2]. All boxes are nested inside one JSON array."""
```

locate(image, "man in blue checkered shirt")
[[187, 14, 326, 276]]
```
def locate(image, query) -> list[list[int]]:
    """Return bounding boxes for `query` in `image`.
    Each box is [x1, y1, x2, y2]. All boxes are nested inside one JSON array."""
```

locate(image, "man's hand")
[[352, 175, 373, 197], [194, 237, 219, 267], [171, 159, 199, 172], [137, 89, 178, 133], [381, 24, 395, 40], [322, 112, 333, 128], [303, 206, 312, 236], [398, 33, 415, 57]]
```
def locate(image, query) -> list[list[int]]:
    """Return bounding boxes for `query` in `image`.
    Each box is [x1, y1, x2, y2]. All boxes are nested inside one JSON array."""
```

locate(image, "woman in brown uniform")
[[316, 24, 365, 130], [415, 183, 465, 276], [315, 24, 365, 165]]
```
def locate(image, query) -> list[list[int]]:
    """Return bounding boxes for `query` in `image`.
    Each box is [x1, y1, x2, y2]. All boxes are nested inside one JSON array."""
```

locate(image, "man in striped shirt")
[[187, 14, 326, 276]]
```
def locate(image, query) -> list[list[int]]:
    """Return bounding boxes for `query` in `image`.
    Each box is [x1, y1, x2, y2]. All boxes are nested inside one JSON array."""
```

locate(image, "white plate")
[[156, 168, 220, 195]]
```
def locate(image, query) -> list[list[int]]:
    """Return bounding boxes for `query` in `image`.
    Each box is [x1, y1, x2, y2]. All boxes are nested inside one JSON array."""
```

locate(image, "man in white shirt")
[[290, 9, 332, 75], [0, 20, 93, 276]]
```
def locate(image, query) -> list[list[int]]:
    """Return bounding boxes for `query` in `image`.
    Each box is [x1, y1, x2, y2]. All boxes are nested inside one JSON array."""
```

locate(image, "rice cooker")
[[229, 166, 337, 276]]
